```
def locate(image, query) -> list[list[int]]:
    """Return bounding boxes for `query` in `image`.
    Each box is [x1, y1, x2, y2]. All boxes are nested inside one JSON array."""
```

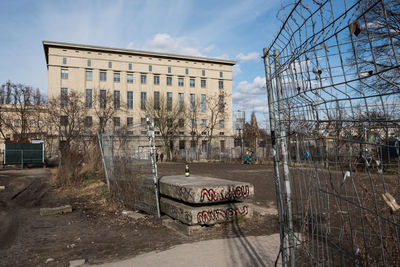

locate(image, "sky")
[[0, 0, 284, 127]]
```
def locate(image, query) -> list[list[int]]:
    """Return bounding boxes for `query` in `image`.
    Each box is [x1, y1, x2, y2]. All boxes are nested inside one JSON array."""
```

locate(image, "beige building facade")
[[43, 41, 235, 153]]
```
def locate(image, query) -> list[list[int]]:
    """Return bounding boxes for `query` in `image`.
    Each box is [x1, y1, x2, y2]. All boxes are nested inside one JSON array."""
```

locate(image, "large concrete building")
[[42, 41, 236, 154]]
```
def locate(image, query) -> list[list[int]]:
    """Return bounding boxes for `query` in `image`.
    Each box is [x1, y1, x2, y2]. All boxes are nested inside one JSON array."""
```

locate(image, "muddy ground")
[[0, 162, 279, 267]]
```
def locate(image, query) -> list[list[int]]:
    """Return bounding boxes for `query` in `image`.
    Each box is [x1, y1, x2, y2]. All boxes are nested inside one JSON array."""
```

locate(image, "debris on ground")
[[40, 205, 72, 216]]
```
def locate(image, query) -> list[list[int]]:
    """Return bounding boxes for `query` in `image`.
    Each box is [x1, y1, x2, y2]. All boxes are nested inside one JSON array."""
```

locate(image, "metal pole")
[[21, 150, 23, 170], [98, 132, 111, 192], [263, 48, 288, 267], [273, 49, 296, 267], [146, 112, 161, 218]]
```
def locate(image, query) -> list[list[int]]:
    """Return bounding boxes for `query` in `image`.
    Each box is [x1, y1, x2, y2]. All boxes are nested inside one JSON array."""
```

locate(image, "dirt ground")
[[0, 162, 279, 267]]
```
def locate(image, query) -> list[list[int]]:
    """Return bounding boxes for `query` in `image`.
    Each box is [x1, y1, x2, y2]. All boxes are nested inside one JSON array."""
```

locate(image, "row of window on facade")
[[5, 119, 43, 128], [60, 114, 225, 131], [62, 57, 224, 78], [178, 140, 226, 151], [61, 88, 224, 113], [61, 69, 224, 89]]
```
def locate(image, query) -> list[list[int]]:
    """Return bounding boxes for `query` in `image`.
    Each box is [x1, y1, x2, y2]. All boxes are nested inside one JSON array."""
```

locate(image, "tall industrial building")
[[43, 41, 235, 152]]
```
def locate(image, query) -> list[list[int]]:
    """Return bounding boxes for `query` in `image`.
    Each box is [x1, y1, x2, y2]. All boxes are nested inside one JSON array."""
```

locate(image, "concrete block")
[[250, 204, 278, 216], [0, 185, 5, 191], [160, 197, 253, 226], [69, 259, 85, 267], [159, 175, 254, 204], [40, 205, 72, 216], [162, 216, 203, 235]]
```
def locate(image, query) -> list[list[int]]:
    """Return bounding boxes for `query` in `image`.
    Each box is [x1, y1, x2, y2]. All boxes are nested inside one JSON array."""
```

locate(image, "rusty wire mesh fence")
[[264, 0, 400, 266]]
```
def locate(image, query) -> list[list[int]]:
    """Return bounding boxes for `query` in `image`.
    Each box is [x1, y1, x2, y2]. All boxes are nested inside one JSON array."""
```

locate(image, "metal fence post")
[[273, 49, 295, 267], [263, 48, 288, 267], [146, 112, 161, 218], [98, 132, 111, 192]]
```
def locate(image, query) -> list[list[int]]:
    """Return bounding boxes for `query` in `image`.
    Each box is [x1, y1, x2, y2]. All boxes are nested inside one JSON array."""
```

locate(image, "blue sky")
[[0, 0, 283, 126]]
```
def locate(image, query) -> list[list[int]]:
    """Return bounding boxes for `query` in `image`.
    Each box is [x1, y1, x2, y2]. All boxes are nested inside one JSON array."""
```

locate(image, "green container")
[[5, 143, 44, 165]]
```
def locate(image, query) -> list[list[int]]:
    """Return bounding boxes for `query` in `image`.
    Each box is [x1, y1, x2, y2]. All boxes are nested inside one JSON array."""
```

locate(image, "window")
[[5, 119, 11, 126], [128, 63, 132, 70], [178, 77, 184, 87], [220, 140, 225, 151], [190, 93, 195, 111], [220, 71, 223, 78], [154, 118, 160, 127], [201, 79, 206, 88], [141, 130, 147, 135], [113, 73, 120, 82], [219, 95, 224, 112], [167, 92, 172, 111], [149, 65, 152, 72], [190, 140, 196, 148], [14, 119, 20, 127], [85, 116, 92, 127], [219, 80, 224, 89], [140, 92, 147, 110], [99, 117, 106, 128], [201, 94, 206, 112], [100, 89, 106, 109], [178, 93, 184, 112], [141, 118, 146, 126], [219, 120, 225, 129], [168, 66, 171, 73], [179, 131, 184, 135], [30, 120, 35, 127], [202, 140, 207, 150], [63, 57, 67, 64], [167, 118, 173, 127], [141, 74, 147, 84], [202, 119, 207, 128], [127, 73, 133, 83], [154, 75, 160, 85], [100, 71, 107, 81], [154, 91, 160, 110], [87, 59, 91, 67], [114, 90, 120, 109], [179, 140, 185, 149], [108, 61, 112, 68], [185, 68, 189, 75], [178, 118, 184, 128], [61, 87, 68, 107], [61, 69, 68, 79], [127, 91, 133, 110], [219, 132, 225, 136], [202, 70, 205, 76], [86, 70, 93, 81], [127, 117, 133, 127], [190, 119, 196, 129], [38, 120, 43, 128], [166, 76, 172, 86], [190, 78, 195, 87], [60, 116, 67, 126], [113, 117, 120, 127], [85, 89, 92, 108]]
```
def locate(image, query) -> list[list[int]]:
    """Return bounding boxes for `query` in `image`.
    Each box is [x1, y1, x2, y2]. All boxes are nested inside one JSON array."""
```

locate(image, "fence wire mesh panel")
[[99, 130, 153, 211], [264, 0, 400, 266]]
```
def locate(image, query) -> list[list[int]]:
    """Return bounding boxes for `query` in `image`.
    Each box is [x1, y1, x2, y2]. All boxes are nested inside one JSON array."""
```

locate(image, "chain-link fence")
[[264, 0, 400, 266], [98, 130, 158, 213]]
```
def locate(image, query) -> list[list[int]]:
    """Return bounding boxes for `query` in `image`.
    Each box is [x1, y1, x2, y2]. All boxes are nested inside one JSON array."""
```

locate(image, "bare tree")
[[0, 81, 46, 141], [92, 88, 124, 133], [47, 90, 86, 151], [203, 91, 230, 156], [146, 95, 183, 160]]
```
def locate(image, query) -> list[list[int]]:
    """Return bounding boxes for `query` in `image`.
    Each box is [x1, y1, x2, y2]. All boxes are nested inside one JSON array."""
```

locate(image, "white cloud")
[[236, 76, 266, 95], [236, 52, 260, 62], [128, 33, 215, 57], [233, 76, 268, 117], [232, 64, 242, 77]]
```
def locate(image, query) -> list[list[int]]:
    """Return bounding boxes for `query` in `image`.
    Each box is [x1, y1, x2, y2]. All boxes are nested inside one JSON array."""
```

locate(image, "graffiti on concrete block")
[[197, 206, 248, 224], [200, 185, 250, 202]]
